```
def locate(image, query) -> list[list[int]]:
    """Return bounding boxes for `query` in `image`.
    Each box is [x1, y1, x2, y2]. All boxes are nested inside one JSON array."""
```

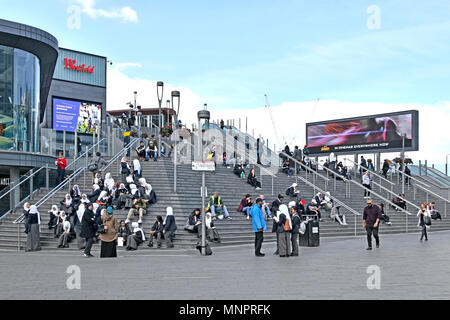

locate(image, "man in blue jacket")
[[250, 198, 267, 257]]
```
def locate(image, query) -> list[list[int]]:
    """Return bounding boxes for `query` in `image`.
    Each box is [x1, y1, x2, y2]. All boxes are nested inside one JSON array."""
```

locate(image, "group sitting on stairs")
[[135, 135, 167, 162]]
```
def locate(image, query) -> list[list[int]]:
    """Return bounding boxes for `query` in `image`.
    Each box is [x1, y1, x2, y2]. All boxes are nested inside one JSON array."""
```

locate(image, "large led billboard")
[[53, 98, 102, 135], [306, 110, 419, 155]]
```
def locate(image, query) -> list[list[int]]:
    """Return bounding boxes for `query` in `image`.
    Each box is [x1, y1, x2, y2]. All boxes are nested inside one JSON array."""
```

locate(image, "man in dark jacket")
[[148, 216, 164, 248], [382, 160, 390, 178], [363, 198, 382, 250], [80, 204, 96, 257]]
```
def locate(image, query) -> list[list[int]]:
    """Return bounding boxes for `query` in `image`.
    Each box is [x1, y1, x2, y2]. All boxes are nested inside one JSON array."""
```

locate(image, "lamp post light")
[[172, 91, 181, 193], [157, 82, 164, 157], [166, 100, 171, 128], [446, 153, 450, 176]]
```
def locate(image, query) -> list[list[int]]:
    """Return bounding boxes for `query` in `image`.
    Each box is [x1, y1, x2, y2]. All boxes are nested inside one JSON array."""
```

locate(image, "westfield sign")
[[64, 58, 95, 74]]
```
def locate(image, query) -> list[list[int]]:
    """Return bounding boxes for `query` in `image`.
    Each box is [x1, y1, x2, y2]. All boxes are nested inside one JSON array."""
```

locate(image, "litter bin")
[[299, 216, 320, 247]]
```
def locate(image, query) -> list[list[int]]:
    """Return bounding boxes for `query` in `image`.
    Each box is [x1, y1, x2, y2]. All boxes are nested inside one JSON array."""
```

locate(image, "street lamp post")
[[172, 91, 181, 193], [401, 134, 406, 194], [157, 82, 164, 157], [446, 154, 450, 176], [166, 100, 171, 128]]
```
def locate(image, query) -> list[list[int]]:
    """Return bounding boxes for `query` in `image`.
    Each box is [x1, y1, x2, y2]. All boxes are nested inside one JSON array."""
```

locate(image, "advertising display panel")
[[53, 98, 102, 135]]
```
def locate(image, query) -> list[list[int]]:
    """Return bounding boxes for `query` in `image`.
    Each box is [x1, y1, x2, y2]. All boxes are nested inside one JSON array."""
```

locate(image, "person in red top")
[[56, 152, 67, 186]]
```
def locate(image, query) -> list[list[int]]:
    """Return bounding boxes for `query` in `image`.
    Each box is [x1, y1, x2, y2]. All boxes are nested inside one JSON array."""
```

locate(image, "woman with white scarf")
[[60, 194, 74, 216], [121, 157, 131, 183], [163, 207, 177, 248], [205, 212, 221, 243], [126, 222, 145, 251], [55, 211, 69, 238], [74, 201, 87, 250], [274, 204, 292, 257], [25, 205, 41, 252], [133, 159, 142, 179], [48, 205, 60, 229], [87, 184, 101, 203], [104, 173, 115, 192], [70, 185, 82, 204]]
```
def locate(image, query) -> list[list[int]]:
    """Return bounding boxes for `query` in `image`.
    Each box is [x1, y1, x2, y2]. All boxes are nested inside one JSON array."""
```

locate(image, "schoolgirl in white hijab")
[[138, 178, 152, 195], [29, 205, 41, 225], [94, 173, 103, 186], [49, 205, 59, 217], [133, 159, 142, 176], [76, 202, 86, 224], [63, 194, 72, 207], [72, 185, 81, 198], [130, 184, 139, 197], [80, 193, 90, 204], [104, 173, 115, 191], [131, 222, 145, 241], [274, 204, 292, 229], [92, 184, 101, 192], [163, 207, 174, 225]]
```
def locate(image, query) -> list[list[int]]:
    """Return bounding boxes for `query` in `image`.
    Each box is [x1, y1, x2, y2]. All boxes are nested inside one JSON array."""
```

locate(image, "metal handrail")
[[279, 152, 330, 182], [0, 167, 45, 202], [67, 138, 107, 169], [344, 157, 395, 186], [347, 179, 413, 216], [297, 174, 361, 216], [426, 167, 450, 183], [369, 179, 421, 212], [413, 181, 450, 206], [316, 161, 348, 181], [390, 165, 430, 188], [100, 138, 140, 173]]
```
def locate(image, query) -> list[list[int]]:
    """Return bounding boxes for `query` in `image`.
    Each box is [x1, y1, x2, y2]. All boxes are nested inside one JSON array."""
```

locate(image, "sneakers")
[[225, 216, 233, 220], [255, 253, 265, 257], [366, 247, 372, 251], [138, 219, 143, 224], [247, 216, 250, 220], [83, 253, 94, 258]]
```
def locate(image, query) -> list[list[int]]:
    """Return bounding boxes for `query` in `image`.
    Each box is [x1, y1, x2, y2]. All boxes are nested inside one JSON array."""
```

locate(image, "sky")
[[2, 0, 450, 163]]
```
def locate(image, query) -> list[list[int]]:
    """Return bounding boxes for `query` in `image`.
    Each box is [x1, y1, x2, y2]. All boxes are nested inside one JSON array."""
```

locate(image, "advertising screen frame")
[[52, 96, 102, 135], [305, 110, 419, 156]]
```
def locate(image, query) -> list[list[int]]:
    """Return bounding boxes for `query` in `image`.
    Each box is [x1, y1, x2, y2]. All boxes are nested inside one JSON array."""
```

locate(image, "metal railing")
[[67, 138, 107, 170], [389, 165, 430, 189], [296, 174, 362, 237], [344, 157, 395, 193]]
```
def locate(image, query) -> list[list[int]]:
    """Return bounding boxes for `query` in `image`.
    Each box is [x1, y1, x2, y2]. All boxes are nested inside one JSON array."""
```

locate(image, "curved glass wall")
[[0, 45, 40, 152]]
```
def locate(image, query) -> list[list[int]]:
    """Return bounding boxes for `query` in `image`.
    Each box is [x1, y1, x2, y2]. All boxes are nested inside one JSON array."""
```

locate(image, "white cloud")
[[71, 0, 138, 23], [107, 64, 203, 127], [107, 67, 450, 165]]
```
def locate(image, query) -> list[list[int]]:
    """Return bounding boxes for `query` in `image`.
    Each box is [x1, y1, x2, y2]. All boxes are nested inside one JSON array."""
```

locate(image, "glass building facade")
[[0, 44, 40, 152]]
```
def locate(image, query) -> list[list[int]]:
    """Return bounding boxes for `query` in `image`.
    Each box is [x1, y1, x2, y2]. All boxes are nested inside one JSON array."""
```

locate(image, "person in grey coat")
[[163, 207, 177, 248], [274, 204, 292, 258], [90, 152, 108, 177]]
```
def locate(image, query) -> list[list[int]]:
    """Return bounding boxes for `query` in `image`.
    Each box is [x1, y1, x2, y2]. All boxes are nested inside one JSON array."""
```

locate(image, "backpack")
[[88, 160, 99, 172], [283, 218, 292, 231]]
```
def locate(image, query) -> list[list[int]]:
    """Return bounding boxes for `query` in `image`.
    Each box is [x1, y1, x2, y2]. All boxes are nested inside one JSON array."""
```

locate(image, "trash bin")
[[299, 216, 320, 247]]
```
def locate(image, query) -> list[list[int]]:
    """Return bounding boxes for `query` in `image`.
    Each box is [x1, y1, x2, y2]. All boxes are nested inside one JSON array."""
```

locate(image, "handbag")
[[97, 224, 107, 234], [424, 216, 432, 226]]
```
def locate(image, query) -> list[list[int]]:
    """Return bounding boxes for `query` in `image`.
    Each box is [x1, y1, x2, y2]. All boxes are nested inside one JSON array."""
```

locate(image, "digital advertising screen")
[[53, 98, 102, 135], [306, 110, 419, 155]]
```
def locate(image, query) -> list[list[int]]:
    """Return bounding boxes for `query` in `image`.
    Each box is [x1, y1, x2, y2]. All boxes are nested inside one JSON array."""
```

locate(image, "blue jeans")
[[242, 207, 251, 217], [262, 205, 271, 218], [210, 205, 230, 218]]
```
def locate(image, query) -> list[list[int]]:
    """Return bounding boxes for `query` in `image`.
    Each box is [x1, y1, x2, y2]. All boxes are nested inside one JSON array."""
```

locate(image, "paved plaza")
[[1, 231, 450, 300]]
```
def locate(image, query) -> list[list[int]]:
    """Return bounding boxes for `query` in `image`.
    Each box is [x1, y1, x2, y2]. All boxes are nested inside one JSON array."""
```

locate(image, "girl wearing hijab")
[[100, 207, 118, 258], [104, 173, 115, 192], [147, 215, 164, 248], [115, 184, 129, 209], [57, 213, 71, 249], [25, 205, 41, 252], [23, 202, 31, 234], [286, 183, 300, 198], [74, 201, 87, 250], [121, 157, 132, 183], [118, 220, 131, 247], [133, 159, 142, 179], [80, 203, 96, 257], [125, 175, 135, 192], [87, 184, 101, 203], [274, 204, 292, 257], [48, 205, 59, 229], [55, 211, 68, 238], [206, 212, 221, 243], [93, 173, 104, 189], [163, 207, 177, 248], [70, 185, 82, 206], [60, 194, 74, 216], [126, 222, 145, 251]]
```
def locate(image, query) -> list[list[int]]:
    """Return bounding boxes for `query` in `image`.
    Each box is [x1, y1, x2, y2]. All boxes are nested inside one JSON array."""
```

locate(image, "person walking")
[[100, 207, 118, 258], [362, 198, 382, 250], [25, 205, 41, 252], [55, 152, 67, 186], [80, 203, 96, 257], [362, 171, 372, 199], [250, 198, 267, 257], [417, 202, 431, 242]]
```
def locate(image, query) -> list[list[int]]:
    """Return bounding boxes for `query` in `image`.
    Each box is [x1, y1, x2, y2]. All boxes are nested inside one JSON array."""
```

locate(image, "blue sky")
[[2, 0, 450, 110]]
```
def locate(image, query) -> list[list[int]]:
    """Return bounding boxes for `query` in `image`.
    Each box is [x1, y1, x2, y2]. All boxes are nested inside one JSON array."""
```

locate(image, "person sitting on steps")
[[207, 193, 232, 220]]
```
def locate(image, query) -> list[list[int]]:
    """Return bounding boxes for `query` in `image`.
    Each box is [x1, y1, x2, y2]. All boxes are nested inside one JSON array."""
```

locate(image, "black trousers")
[[420, 223, 428, 240], [56, 168, 65, 186], [363, 184, 371, 197], [255, 231, 264, 255], [365, 224, 379, 248], [84, 237, 94, 255]]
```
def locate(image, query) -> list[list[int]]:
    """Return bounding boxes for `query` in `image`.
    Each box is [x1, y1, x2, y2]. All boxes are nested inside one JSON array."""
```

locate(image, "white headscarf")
[[80, 194, 89, 203], [133, 159, 141, 173], [59, 211, 67, 222], [23, 203, 30, 212], [288, 201, 296, 209], [73, 185, 81, 197], [130, 184, 138, 196], [126, 176, 134, 184], [121, 157, 131, 170], [104, 173, 115, 190], [97, 191, 108, 202], [29, 205, 41, 225], [50, 205, 59, 216], [278, 204, 292, 229], [63, 220, 71, 233], [163, 207, 174, 225], [76, 202, 86, 222], [138, 178, 152, 195], [132, 222, 145, 241], [205, 213, 212, 228], [93, 184, 100, 191], [64, 194, 72, 206]]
